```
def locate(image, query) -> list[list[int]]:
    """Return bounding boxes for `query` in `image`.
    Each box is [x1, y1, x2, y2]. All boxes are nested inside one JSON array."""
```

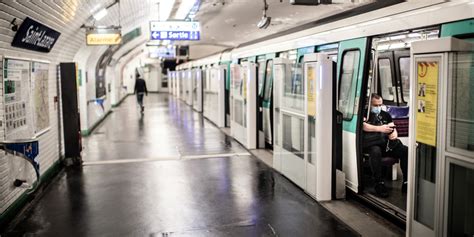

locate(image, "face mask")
[[371, 106, 381, 114]]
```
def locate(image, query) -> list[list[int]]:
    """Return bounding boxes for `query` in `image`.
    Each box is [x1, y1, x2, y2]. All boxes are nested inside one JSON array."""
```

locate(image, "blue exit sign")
[[151, 31, 200, 41]]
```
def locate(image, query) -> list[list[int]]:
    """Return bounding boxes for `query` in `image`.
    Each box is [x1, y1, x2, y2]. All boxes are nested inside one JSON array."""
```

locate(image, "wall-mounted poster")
[[31, 61, 50, 134], [3, 58, 30, 136], [415, 58, 439, 147]]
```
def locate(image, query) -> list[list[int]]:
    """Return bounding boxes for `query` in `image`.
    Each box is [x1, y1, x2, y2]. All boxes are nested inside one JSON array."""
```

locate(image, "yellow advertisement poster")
[[307, 64, 316, 116], [242, 69, 247, 100], [415, 59, 439, 147]]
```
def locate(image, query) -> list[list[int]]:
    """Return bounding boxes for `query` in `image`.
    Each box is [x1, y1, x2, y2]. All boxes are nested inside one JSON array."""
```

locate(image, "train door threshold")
[[249, 149, 273, 167], [249, 150, 404, 237], [320, 199, 405, 237], [220, 127, 231, 137]]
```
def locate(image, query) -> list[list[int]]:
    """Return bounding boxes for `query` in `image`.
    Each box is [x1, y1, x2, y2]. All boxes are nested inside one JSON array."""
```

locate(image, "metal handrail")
[[0, 139, 40, 194]]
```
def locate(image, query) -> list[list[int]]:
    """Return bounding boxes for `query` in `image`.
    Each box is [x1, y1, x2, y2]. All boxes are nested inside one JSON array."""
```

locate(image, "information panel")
[[415, 58, 439, 147], [3, 58, 30, 135], [31, 61, 50, 134], [150, 21, 200, 41]]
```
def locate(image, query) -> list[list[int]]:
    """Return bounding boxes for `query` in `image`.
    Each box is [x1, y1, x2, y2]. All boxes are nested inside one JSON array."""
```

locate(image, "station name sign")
[[86, 28, 122, 45], [11, 17, 61, 53], [150, 21, 200, 41]]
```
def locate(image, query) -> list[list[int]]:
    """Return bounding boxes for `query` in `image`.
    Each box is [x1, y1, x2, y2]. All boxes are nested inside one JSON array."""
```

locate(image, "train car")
[[171, 1, 473, 234]]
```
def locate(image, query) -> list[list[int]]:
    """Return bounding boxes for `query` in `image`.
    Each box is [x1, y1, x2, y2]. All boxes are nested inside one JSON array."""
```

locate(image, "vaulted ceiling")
[[186, 0, 373, 49], [0, 0, 375, 60]]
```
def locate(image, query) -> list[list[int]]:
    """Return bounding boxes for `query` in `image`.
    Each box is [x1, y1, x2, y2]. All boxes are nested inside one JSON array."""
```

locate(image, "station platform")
[[2, 94, 401, 236]]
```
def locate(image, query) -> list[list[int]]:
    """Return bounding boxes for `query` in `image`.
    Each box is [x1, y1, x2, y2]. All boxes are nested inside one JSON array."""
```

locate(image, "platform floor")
[[3, 94, 358, 236]]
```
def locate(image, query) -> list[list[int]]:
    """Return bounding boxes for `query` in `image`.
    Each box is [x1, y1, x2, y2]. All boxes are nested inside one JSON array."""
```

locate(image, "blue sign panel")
[[151, 31, 200, 41]]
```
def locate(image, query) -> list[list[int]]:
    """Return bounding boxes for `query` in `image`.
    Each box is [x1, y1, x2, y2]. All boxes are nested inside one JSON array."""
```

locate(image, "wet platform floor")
[[3, 94, 358, 236]]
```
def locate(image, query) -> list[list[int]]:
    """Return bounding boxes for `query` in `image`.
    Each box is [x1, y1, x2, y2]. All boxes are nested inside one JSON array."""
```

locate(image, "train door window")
[[399, 57, 410, 103], [263, 60, 273, 101], [378, 58, 395, 102], [258, 57, 266, 95], [339, 50, 360, 120]]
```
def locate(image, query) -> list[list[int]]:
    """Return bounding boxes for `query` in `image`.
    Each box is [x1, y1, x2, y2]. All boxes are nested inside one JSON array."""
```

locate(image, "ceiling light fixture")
[[257, 0, 271, 29], [93, 8, 108, 21], [176, 0, 198, 19], [81, 0, 121, 31]]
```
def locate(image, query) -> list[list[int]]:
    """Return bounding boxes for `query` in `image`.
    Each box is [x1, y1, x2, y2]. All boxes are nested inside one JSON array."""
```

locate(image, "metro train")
[[171, 2, 473, 236]]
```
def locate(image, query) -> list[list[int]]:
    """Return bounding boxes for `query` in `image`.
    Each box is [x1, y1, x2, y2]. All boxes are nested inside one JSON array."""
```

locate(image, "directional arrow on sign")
[[151, 31, 160, 39]]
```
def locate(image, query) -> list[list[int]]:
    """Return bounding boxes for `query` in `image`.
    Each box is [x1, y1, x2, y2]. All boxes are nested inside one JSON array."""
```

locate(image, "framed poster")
[[31, 61, 50, 134], [3, 57, 30, 136]]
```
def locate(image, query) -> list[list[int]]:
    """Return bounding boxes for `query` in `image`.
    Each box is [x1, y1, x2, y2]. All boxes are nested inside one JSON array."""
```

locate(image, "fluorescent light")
[[388, 43, 407, 49], [90, 4, 101, 13], [93, 8, 108, 21], [176, 0, 197, 19], [332, 25, 356, 32], [358, 17, 391, 27], [390, 35, 406, 40], [397, 7, 441, 18], [408, 33, 421, 38]]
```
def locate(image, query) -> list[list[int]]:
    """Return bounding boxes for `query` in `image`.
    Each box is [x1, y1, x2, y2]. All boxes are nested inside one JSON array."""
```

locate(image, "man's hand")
[[388, 131, 397, 140], [379, 124, 394, 134]]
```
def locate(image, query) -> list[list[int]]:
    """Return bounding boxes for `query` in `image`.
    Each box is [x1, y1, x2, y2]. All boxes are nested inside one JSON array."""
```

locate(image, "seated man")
[[363, 93, 408, 198]]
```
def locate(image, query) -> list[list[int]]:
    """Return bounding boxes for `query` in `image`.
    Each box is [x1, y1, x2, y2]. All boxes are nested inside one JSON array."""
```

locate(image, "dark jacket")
[[134, 78, 148, 95]]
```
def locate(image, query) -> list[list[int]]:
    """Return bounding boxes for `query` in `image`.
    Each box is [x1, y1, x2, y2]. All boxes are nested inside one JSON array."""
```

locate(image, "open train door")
[[337, 37, 370, 193]]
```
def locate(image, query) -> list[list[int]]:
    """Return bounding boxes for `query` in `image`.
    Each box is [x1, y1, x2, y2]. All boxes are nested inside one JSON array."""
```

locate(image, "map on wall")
[[31, 61, 50, 134], [3, 58, 30, 136]]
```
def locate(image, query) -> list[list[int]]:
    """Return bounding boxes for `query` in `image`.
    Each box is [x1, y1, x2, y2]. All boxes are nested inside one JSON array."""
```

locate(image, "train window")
[[289, 50, 297, 65], [447, 52, 474, 155], [293, 55, 305, 95], [339, 50, 360, 120], [447, 162, 474, 237], [399, 57, 410, 103], [231, 66, 242, 96], [378, 58, 395, 101], [263, 60, 273, 101]]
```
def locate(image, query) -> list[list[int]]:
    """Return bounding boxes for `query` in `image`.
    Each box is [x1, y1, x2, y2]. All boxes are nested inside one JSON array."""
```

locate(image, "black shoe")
[[141, 106, 144, 112], [374, 182, 389, 198], [402, 182, 407, 193]]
